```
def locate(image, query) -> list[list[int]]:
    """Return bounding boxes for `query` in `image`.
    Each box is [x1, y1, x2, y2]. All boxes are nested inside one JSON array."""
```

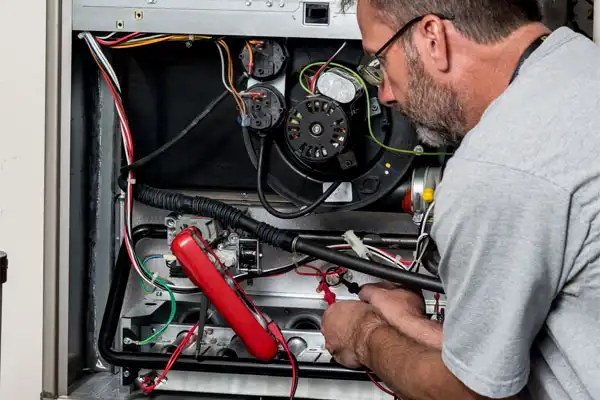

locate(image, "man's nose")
[[378, 81, 396, 107]]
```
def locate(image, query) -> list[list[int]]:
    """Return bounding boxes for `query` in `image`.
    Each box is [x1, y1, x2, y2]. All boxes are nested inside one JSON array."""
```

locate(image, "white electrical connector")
[[214, 249, 237, 267], [342, 230, 369, 259], [163, 254, 177, 262]]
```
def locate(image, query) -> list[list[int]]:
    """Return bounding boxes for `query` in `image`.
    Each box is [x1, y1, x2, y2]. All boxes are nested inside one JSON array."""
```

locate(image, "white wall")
[[0, 1, 47, 399]]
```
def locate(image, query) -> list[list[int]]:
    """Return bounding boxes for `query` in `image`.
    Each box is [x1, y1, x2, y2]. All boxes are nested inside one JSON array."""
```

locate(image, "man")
[[321, 1, 600, 399]]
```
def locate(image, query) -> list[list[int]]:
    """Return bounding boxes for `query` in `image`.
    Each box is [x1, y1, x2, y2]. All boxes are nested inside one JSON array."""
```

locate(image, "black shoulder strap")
[[509, 35, 548, 84]]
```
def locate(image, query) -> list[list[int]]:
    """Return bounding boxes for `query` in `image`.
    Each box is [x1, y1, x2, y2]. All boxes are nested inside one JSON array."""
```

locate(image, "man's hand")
[[360, 283, 425, 318], [321, 301, 386, 368], [360, 283, 443, 350]]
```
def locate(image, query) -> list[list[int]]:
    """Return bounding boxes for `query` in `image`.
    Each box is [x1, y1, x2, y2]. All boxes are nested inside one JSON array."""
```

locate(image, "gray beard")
[[399, 43, 467, 148], [415, 124, 454, 148]]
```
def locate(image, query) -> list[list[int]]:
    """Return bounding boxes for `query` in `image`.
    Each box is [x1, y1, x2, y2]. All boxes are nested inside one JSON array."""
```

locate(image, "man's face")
[[357, 1, 467, 147]]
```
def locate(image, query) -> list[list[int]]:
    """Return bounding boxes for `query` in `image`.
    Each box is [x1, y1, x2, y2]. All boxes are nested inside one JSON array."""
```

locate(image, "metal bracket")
[[236, 238, 262, 274]]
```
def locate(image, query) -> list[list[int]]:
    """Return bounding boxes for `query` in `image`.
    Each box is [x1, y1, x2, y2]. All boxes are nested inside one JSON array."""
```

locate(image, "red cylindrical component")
[[402, 189, 413, 214], [171, 227, 279, 362]]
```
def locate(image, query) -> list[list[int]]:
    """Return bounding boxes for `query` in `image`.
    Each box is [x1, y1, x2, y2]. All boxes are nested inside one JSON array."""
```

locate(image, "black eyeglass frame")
[[357, 13, 455, 86]]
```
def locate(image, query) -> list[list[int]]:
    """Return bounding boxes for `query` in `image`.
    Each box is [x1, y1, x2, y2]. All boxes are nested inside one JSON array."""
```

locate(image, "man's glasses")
[[357, 14, 454, 87]]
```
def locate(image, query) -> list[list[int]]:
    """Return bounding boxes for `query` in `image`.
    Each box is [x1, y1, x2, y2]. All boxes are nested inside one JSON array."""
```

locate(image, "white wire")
[[83, 32, 122, 92], [215, 42, 235, 96], [331, 41, 347, 60], [96, 32, 117, 40], [126, 34, 168, 43]]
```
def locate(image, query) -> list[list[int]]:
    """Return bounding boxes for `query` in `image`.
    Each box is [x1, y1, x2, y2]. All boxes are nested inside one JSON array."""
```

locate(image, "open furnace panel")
[[71, 1, 450, 398]]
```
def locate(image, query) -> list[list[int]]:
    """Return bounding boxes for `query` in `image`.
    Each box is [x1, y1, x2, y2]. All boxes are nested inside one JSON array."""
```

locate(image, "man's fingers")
[[359, 284, 389, 303]]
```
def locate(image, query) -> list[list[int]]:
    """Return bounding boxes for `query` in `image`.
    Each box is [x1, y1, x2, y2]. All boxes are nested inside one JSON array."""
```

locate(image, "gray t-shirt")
[[431, 27, 600, 399]]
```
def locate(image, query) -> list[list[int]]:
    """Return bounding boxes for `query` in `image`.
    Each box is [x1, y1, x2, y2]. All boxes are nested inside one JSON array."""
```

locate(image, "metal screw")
[[311, 123, 323, 135], [279, 0, 285, 6], [345, 271, 354, 281], [123, 370, 131, 378], [246, 0, 252, 5], [266, 0, 273, 6], [185, 41, 193, 48], [147, 0, 156, 3], [413, 145, 424, 154], [166, 218, 176, 228], [123, 338, 133, 345], [228, 233, 239, 243], [371, 103, 379, 111], [205, 328, 214, 335]]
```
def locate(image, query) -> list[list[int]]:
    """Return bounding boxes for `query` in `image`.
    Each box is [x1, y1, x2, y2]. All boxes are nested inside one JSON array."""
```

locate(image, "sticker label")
[[324, 182, 353, 203]]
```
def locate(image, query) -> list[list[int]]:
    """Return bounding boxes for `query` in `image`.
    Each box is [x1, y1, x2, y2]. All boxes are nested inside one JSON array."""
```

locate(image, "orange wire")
[[245, 41, 254, 74], [218, 40, 246, 114]]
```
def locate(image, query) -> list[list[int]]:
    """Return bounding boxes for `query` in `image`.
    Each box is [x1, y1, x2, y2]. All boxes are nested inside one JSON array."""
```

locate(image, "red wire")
[[295, 265, 345, 277], [97, 32, 140, 46], [194, 236, 298, 399], [141, 321, 200, 394], [366, 371, 396, 397], [310, 47, 342, 92]]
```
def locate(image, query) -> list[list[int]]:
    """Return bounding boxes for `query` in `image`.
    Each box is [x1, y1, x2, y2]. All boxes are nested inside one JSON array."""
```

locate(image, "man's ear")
[[417, 15, 450, 72]]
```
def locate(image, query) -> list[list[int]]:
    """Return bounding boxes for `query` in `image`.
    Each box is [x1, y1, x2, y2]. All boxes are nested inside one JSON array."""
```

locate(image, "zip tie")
[[150, 272, 158, 285], [342, 230, 369, 259]]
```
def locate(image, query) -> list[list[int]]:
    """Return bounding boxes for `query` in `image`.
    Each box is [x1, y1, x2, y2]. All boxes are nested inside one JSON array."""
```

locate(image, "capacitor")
[[316, 68, 363, 104]]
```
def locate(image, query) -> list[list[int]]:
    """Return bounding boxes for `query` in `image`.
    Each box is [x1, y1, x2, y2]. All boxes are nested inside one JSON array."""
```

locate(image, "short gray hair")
[[341, 0, 542, 44]]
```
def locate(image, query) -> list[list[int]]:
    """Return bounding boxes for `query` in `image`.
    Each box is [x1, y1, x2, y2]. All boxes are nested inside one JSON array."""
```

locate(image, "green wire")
[[298, 62, 453, 157], [136, 255, 177, 346]]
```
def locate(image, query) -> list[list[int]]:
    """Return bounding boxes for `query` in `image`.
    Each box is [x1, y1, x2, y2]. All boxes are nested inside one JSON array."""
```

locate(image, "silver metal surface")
[[136, 371, 391, 399], [410, 166, 441, 224], [43, 0, 74, 397], [142, 324, 332, 362], [65, 370, 390, 400], [73, 0, 361, 39]]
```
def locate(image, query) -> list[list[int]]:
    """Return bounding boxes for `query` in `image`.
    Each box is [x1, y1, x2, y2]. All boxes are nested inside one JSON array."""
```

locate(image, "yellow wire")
[[111, 35, 212, 49], [108, 35, 246, 116], [218, 40, 246, 115]]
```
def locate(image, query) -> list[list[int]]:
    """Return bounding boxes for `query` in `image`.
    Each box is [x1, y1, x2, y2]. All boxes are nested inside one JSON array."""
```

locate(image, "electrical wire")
[[245, 41, 254, 75], [139, 255, 164, 293], [366, 371, 397, 398], [215, 41, 246, 115], [408, 200, 435, 273], [135, 278, 176, 346], [257, 134, 342, 219], [121, 88, 231, 173], [96, 32, 140, 46], [299, 62, 453, 157], [140, 321, 200, 394], [82, 32, 200, 294]]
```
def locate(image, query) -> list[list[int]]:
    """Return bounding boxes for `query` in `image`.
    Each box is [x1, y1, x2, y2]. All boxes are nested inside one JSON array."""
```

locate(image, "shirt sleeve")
[[431, 158, 574, 398]]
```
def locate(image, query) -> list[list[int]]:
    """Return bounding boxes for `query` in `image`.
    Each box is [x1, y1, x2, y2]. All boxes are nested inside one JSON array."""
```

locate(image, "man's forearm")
[[357, 324, 479, 400], [387, 315, 443, 350]]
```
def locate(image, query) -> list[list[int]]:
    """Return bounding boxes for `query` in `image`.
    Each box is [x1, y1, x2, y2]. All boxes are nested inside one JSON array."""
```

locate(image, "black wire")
[[121, 89, 230, 173], [257, 135, 342, 219]]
